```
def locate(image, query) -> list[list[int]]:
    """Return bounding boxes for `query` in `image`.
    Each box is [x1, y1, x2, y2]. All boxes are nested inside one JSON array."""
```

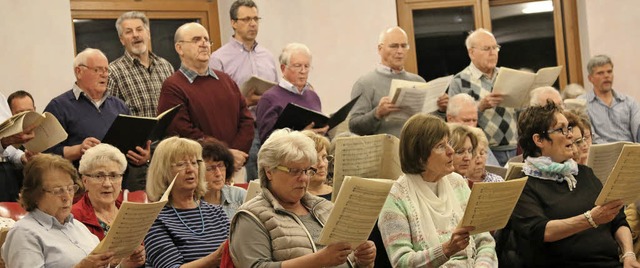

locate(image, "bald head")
[[378, 27, 409, 72], [530, 86, 563, 107]]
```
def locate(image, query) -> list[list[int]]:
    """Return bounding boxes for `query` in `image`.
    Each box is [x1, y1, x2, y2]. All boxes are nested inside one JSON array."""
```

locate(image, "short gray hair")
[[529, 86, 561, 107], [229, 0, 257, 20], [587, 54, 613, 75], [465, 28, 494, 49], [447, 93, 476, 116], [79, 143, 127, 175], [258, 129, 317, 188], [279, 43, 312, 66], [115, 11, 150, 36], [73, 48, 107, 68], [561, 83, 586, 99]]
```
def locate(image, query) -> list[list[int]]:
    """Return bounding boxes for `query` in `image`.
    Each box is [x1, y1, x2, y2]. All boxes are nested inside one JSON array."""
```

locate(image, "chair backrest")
[[124, 190, 148, 203], [234, 183, 249, 190], [0, 202, 27, 221]]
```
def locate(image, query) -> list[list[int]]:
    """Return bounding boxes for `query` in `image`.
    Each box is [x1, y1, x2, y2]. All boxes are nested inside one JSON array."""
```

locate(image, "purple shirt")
[[209, 38, 278, 88]]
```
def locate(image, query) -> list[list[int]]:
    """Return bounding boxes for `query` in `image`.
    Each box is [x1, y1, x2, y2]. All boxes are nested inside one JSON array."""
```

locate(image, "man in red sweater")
[[157, 22, 254, 171]]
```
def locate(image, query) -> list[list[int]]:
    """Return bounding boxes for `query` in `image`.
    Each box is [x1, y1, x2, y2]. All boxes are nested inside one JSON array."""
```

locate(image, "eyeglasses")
[[544, 125, 573, 136], [79, 64, 109, 75], [320, 155, 334, 163], [43, 185, 79, 197], [206, 162, 226, 172], [83, 173, 124, 183], [386, 43, 410, 51], [287, 64, 312, 72], [473, 45, 501, 52], [274, 165, 317, 177], [234, 16, 262, 23], [573, 137, 586, 146], [172, 160, 202, 171], [178, 36, 213, 47]]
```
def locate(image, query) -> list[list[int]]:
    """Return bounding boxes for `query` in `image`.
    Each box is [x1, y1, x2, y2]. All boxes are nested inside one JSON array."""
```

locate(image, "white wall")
[[217, 0, 398, 113], [0, 0, 76, 111], [578, 0, 640, 102]]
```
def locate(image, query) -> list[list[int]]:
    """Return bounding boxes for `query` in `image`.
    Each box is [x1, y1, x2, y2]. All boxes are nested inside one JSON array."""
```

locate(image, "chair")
[[233, 183, 249, 190], [0, 202, 27, 221], [485, 165, 508, 179], [123, 190, 148, 203]]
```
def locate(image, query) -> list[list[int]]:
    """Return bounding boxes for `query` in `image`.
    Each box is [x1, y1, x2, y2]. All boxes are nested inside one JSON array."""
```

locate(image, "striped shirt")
[[580, 89, 640, 143], [144, 200, 230, 268]]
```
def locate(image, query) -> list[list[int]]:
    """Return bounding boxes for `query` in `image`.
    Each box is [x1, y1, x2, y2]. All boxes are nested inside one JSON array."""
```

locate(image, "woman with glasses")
[[563, 111, 587, 164], [1, 154, 143, 267], [506, 102, 638, 267], [466, 127, 504, 187], [230, 129, 376, 268], [579, 116, 593, 165], [200, 139, 246, 218], [144, 137, 229, 267], [302, 130, 334, 200], [377, 114, 497, 267], [448, 123, 478, 178]]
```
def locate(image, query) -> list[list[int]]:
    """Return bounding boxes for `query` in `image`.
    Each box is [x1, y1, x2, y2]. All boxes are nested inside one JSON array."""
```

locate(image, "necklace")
[[171, 202, 206, 235]]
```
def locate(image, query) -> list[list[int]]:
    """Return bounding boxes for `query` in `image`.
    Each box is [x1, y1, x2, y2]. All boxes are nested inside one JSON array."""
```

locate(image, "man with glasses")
[[158, 22, 254, 174], [256, 43, 327, 143], [349, 26, 425, 137], [448, 28, 517, 167], [210, 0, 278, 181], [44, 48, 151, 168]]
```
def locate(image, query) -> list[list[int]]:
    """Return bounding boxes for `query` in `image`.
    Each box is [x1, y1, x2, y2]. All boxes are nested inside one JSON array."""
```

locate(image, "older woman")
[[230, 129, 376, 267], [1, 154, 143, 268], [579, 115, 593, 165], [302, 130, 334, 200], [378, 114, 497, 267], [509, 102, 638, 267], [563, 111, 587, 163], [448, 123, 478, 177], [144, 137, 229, 267], [466, 127, 504, 186], [200, 139, 246, 218]]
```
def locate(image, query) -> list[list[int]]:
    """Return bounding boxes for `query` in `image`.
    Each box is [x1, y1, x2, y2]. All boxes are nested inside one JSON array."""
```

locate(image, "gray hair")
[[465, 28, 494, 49], [78, 144, 127, 175], [279, 43, 312, 66], [258, 129, 317, 188], [587, 54, 613, 75], [229, 0, 257, 20], [561, 83, 586, 99], [447, 93, 476, 116], [115, 11, 150, 36], [529, 86, 561, 107], [73, 48, 107, 68]]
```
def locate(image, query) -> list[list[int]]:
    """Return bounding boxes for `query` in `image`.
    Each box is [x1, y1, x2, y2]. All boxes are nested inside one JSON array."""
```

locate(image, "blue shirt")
[[220, 185, 246, 219], [580, 90, 640, 143]]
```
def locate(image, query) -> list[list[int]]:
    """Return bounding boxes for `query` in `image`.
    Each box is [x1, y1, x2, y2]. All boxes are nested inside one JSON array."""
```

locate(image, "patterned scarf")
[[523, 156, 579, 191]]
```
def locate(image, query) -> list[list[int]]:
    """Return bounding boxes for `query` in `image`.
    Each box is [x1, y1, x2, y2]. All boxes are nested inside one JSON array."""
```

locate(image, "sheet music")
[[587, 141, 632, 184], [458, 178, 528, 234], [505, 162, 524, 181], [493, 66, 562, 108], [387, 87, 427, 121], [421, 75, 453, 113], [318, 176, 393, 248], [595, 145, 640, 205], [243, 180, 261, 203]]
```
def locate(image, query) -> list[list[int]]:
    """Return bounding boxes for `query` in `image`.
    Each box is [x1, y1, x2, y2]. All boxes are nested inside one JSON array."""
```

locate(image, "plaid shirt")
[[107, 51, 174, 117]]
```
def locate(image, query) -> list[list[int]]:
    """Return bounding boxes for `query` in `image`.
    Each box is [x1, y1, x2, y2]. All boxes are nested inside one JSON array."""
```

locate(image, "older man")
[[107, 11, 174, 118], [580, 55, 640, 144], [529, 86, 563, 107], [349, 27, 426, 137], [44, 48, 150, 166], [157, 22, 254, 170], [256, 43, 327, 143], [448, 28, 516, 166]]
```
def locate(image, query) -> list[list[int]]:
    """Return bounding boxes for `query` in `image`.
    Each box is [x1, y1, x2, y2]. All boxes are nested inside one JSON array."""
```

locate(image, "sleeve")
[[4, 146, 24, 167], [43, 99, 68, 156], [157, 79, 206, 140], [472, 232, 498, 268], [229, 212, 281, 268], [377, 192, 449, 267], [510, 184, 548, 248], [229, 81, 255, 153], [208, 54, 224, 72], [143, 218, 185, 268], [256, 94, 281, 143], [628, 100, 640, 143], [106, 66, 121, 100], [348, 79, 382, 136], [2, 226, 46, 268]]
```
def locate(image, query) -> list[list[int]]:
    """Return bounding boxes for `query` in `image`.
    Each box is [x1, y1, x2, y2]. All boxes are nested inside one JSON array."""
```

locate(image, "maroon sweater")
[[158, 70, 254, 152]]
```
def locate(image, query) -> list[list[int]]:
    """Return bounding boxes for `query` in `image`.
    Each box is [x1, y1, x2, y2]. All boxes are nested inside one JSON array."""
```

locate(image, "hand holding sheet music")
[[386, 76, 452, 121]]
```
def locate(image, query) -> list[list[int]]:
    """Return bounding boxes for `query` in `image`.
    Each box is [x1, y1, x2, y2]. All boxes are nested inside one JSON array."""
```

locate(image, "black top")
[[510, 164, 627, 267]]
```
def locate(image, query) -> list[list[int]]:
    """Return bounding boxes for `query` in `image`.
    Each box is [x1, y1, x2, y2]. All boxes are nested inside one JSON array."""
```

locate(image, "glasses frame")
[[177, 36, 213, 47], [79, 64, 109, 75], [205, 162, 226, 172], [83, 173, 124, 183], [544, 125, 574, 137], [472, 45, 501, 52], [234, 16, 262, 23], [172, 159, 203, 171], [274, 165, 317, 177], [43, 184, 80, 197]]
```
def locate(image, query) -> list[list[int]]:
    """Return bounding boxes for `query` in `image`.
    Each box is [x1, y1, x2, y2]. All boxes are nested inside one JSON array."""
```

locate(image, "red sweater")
[[71, 193, 123, 240], [158, 70, 254, 152]]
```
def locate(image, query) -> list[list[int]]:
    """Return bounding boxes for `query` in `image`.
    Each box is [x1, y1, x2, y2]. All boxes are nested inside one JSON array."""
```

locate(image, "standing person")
[[7, 90, 36, 114], [210, 0, 278, 181], [579, 54, 640, 144], [448, 28, 517, 166], [158, 22, 254, 175], [348, 26, 426, 137], [0, 92, 34, 201]]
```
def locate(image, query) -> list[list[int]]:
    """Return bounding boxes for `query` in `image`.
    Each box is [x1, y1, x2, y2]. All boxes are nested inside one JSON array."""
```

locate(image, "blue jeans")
[[245, 130, 260, 181]]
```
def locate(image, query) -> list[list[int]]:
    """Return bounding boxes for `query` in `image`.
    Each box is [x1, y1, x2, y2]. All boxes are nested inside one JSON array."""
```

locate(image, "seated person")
[[1, 154, 143, 267], [302, 130, 333, 200], [448, 123, 477, 178], [200, 139, 246, 218], [466, 127, 504, 187], [563, 111, 588, 164], [144, 137, 229, 267], [230, 129, 376, 267]]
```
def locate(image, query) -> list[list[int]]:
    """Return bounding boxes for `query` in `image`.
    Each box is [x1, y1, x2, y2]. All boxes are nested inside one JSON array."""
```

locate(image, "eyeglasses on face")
[[172, 160, 202, 171], [79, 64, 109, 75], [544, 125, 573, 136], [572, 137, 586, 146], [287, 64, 312, 72], [43, 184, 79, 197], [83, 172, 124, 183], [178, 36, 212, 47], [473, 45, 501, 52], [234, 16, 262, 23], [386, 43, 410, 50], [320, 155, 334, 163], [206, 162, 226, 172], [274, 165, 317, 177]]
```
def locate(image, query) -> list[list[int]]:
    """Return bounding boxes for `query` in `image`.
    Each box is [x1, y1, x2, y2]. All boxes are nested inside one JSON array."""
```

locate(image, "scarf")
[[523, 156, 579, 191]]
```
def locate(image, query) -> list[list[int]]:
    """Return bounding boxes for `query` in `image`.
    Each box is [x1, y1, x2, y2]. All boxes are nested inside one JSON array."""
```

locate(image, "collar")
[[123, 50, 159, 67], [32, 208, 74, 230], [179, 64, 219, 84], [229, 37, 258, 52], [376, 63, 405, 75], [586, 89, 624, 103], [72, 83, 107, 104], [469, 62, 498, 81], [523, 156, 578, 191], [278, 79, 311, 95]]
